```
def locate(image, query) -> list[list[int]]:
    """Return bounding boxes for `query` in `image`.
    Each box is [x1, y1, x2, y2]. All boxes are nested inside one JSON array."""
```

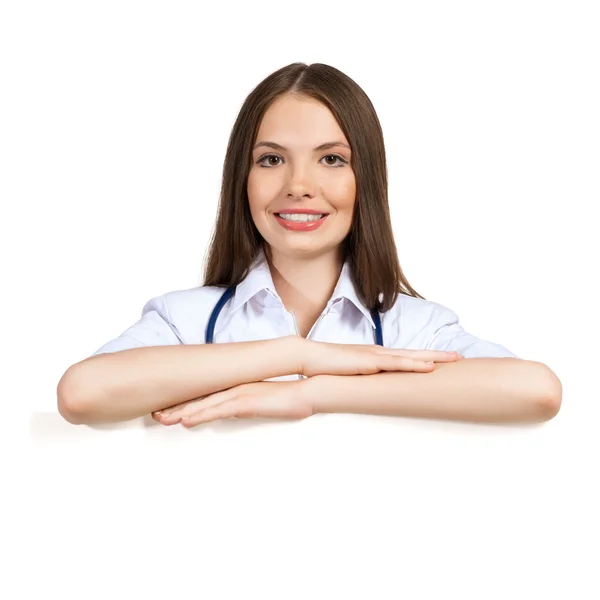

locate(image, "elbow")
[[56, 368, 93, 425], [57, 397, 87, 425], [535, 392, 561, 422], [533, 363, 563, 422], [57, 398, 85, 425]]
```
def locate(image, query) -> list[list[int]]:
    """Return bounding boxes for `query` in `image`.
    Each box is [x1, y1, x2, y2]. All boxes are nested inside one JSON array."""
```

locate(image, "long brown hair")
[[202, 62, 425, 312]]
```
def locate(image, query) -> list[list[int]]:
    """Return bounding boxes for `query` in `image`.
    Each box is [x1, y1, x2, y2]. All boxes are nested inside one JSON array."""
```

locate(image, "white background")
[[3, 1, 599, 598]]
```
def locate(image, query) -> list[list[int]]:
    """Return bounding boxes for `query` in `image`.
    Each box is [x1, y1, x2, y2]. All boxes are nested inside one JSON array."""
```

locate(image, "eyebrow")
[[253, 140, 351, 152]]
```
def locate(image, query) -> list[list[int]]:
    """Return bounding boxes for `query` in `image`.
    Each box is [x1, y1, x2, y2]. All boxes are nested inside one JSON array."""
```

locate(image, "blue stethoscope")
[[206, 285, 384, 346]]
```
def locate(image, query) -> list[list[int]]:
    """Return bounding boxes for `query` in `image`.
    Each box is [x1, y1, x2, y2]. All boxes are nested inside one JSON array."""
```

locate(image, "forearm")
[[307, 358, 562, 424], [57, 336, 304, 424]]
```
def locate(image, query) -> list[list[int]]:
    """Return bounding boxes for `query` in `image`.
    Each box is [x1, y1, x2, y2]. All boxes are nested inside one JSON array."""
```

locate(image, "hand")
[[152, 379, 313, 428], [300, 339, 464, 378]]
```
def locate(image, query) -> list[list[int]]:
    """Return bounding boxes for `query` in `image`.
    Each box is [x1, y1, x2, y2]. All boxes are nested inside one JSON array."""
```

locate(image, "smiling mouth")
[[273, 213, 329, 231], [274, 213, 326, 222]]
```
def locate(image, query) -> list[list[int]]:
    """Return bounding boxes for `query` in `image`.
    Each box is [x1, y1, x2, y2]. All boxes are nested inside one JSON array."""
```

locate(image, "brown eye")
[[257, 154, 282, 167], [321, 154, 348, 167], [257, 153, 348, 168]]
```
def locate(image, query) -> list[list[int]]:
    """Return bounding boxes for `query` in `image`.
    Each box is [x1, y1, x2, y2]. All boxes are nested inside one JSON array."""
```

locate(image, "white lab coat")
[[92, 249, 517, 368]]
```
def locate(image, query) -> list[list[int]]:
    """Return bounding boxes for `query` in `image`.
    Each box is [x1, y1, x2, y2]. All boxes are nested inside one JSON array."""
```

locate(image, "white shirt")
[[91, 249, 518, 379]]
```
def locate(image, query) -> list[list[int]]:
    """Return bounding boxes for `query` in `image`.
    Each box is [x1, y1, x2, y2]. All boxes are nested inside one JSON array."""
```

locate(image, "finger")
[[437, 352, 465, 360], [181, 399, 247, 427], [386, 349, 462, 361], [159, 389, 240, 424], [153, 416, 179, 426], [154, 405, 182, 419], [158, 402, 205, 423], [189, 389, 239, 410], [378, 357, 436, 372], [395, 351, 463, 363], [155, 412, 181, 425], [426, 352, 463, 362]]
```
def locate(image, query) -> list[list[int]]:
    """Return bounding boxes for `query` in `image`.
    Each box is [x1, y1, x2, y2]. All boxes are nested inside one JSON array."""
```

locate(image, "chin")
[[267, 241, 341, 259]]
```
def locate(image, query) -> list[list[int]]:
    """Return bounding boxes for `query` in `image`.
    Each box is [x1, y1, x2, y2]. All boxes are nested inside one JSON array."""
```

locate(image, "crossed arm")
[[307, 358, 561, 424], [57, 336, 561, 425]]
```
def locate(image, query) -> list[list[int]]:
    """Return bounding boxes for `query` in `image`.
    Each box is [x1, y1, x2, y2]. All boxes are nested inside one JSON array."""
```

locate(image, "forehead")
[[256, 94, 348, 144]]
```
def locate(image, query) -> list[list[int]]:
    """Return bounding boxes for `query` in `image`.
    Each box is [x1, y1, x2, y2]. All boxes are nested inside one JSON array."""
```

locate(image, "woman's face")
[[247, 93, 356, 260]]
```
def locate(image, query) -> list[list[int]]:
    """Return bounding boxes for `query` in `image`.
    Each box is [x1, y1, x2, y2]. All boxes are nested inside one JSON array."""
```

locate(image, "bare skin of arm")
[[57, 336, 304, 425], [308, 358, 562, 424]]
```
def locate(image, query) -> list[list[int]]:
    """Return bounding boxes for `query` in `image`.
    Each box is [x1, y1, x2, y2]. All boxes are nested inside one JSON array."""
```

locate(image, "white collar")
[[229, 248, 376, 328]]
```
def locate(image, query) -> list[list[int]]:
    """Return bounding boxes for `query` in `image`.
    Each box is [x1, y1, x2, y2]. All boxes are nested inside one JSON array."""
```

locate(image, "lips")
[[274, 213, 329, 232], [275, 210, 329, 215]]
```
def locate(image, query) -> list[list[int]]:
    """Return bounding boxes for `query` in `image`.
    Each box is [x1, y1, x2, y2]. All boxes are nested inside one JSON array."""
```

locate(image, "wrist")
[[305, 373, 367, 414], [298, 373, 321, 415], [287, 335, 311, 376], [300, 373, 334, 414], [271, 335, 300, 376]]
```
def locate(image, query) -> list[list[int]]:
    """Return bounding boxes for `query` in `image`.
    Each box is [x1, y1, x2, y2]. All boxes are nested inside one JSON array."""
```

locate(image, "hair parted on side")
[[202, 62, 425, 312]]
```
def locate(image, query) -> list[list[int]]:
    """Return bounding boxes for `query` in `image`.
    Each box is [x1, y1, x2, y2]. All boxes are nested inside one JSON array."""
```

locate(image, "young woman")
[[57, 62, 562, 427]]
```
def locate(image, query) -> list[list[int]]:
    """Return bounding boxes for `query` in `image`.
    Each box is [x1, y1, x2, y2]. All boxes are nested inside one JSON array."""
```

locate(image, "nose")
[[286, 163, 317, 198]]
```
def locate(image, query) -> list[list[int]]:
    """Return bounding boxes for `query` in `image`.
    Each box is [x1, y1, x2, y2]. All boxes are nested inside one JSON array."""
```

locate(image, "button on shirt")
[[91, 249, 518, 380]]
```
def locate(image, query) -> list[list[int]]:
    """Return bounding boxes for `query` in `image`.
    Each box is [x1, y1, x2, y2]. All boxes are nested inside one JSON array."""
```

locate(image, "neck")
[[265, 246, 345, 314]]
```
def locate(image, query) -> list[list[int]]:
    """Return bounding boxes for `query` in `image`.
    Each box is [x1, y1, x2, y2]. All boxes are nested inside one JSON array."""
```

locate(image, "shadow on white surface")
[[29, 409, 539, 442], [28, 410, 293, 438]]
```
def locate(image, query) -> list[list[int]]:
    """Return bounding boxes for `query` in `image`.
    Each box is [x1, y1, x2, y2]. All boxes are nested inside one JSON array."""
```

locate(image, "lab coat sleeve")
[[425, 304, 518, 359], [90, 294, 183, 356]]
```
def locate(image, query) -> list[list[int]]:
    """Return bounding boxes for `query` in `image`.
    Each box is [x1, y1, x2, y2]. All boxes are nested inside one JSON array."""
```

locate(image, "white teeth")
[[278, 213, 324, 222]]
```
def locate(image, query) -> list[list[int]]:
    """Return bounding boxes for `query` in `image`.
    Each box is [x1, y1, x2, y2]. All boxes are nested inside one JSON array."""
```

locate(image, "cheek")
[[246, 171, 259, 208], [327, 175, 356, 212], [247, 169, 277, 212]]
